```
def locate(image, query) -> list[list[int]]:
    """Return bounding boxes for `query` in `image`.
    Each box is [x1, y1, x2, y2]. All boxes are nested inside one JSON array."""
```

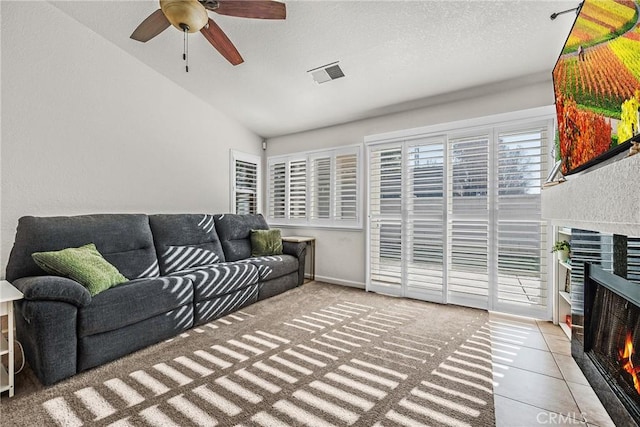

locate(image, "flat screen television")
[[553, 0, 640, 175]]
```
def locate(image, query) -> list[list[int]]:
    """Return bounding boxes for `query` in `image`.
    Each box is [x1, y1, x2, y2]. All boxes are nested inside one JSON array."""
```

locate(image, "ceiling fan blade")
[[130, 9, 171, 42], [212, 1, 286, 19], [200, 18, 244, 66]]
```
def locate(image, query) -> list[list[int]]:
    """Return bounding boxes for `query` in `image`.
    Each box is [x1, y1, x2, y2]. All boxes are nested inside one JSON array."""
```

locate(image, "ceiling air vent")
[[308, 62, 345, 84]]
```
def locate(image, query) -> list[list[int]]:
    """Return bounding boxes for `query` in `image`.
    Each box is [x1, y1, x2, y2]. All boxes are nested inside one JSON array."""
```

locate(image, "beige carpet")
[[1, 282, 495, 426]]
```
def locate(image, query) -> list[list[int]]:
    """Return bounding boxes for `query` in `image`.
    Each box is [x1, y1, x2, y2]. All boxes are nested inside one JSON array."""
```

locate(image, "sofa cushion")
[[149, 214, 226, 275], [258, 272, 299, 301], [32, 244, 128, 297], [214, 214, 269, 261], [6, 214, 159, 282], [78, 276, 193, 337], [79, 304, 193, 372], [240, 255, 298, 281], [194, 283, 259, 325], [169, 262, 259, 302], [251, 229, 283, 257]]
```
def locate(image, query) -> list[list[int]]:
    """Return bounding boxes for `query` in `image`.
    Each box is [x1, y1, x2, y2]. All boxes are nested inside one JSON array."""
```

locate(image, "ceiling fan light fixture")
[[160, 0, 208, 33], [131, 0, 286, 67]]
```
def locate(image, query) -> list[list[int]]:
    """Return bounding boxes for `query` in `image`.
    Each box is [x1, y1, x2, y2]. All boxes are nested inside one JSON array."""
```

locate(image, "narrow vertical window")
[[231, 151, 260, 215]]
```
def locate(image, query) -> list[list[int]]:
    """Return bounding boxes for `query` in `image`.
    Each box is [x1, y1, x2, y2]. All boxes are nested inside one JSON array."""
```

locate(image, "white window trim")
[[230, 150, 261, 215], [267, 144, 363, 229], [365, 105, 556, 320]]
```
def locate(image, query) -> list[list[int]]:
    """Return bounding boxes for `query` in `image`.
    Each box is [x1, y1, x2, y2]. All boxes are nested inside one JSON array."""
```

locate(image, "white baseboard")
[[311, 275, 365, 289]]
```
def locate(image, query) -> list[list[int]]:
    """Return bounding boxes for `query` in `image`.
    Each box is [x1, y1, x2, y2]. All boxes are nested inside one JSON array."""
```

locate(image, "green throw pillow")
[[32, 243, 128, 296], [251, 229, 283, 257]]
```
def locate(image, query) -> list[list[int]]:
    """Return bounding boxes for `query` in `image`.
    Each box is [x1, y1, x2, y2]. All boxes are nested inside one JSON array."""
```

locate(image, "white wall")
[[0, 1, 262, 274], [266, 76, 556, 288]]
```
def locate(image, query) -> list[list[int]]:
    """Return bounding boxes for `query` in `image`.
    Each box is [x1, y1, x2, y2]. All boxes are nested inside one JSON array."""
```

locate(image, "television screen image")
[[553, 0, 640, 175]]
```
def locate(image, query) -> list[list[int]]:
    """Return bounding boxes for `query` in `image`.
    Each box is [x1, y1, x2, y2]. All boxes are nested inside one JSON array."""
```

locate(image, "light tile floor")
[[490, 312, 615, 427]]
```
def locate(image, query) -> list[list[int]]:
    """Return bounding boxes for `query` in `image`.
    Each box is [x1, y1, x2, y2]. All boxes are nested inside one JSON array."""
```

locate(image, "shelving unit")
[[1, 280, 24, 398], [555, 228, 572, 339]]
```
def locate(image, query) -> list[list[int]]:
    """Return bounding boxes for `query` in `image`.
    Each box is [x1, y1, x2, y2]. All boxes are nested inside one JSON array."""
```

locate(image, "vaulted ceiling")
[[51, 0, 577, 137]]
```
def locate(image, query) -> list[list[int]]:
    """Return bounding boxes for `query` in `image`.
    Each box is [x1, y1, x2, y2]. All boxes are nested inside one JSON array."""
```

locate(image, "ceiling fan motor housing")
[[160, 0, 208, 32]]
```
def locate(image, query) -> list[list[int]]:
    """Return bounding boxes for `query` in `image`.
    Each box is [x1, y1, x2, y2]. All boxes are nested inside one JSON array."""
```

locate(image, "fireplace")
[[574, 263, 640, 426]]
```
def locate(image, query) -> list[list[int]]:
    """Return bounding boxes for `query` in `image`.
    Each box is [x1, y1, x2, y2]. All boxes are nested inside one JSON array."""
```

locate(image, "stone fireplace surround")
[[542, 153, 640, 238], [542, 153, 640, 425]]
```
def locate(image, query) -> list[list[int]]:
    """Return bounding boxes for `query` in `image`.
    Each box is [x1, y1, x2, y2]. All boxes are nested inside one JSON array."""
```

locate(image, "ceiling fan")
[[131, 0, 286, 67]]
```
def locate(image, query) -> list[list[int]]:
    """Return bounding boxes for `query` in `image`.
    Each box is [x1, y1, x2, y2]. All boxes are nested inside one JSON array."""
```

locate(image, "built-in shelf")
[[554, 226, 573, 340], [560, 322, 572, 338]]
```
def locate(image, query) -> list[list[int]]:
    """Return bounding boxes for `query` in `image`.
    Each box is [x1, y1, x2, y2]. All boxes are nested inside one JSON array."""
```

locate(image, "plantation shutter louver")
[[628, 238, 640, 284], [311, 157, 331, 220], [289, 160, 307, 219], [369, 144, 403, 290], [335, 153, 358, 221], [495, 127, 548, 314], [405, 138, 445, 301], [268, 161, 286, 219], [448, 134, 490, 309], [234, 160, 258, 214]]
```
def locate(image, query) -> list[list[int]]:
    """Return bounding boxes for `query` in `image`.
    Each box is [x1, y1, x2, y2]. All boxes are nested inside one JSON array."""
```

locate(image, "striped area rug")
[[3, 282, 495, 426]]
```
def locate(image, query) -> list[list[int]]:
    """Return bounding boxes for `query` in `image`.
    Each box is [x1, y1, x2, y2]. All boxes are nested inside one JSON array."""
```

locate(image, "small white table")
[[1, 280, 24, 397], [282, 236, 316, 283]]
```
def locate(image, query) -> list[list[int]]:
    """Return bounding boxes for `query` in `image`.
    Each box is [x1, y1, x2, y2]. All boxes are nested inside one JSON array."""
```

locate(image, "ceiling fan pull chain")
[[182, 27, 189, 72]]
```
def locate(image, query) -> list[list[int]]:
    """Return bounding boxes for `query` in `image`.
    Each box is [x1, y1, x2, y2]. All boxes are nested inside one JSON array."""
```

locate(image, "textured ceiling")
[[51, 0, 577, 137]]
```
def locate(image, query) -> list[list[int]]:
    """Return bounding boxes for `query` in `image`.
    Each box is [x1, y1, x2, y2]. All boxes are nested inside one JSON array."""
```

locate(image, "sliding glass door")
[[367, 117, 552, 318], [368, 137, 446, 303]]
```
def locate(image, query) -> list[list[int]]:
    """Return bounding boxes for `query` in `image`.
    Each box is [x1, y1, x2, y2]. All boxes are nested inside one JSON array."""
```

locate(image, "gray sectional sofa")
[[5, 213, 306, 385]]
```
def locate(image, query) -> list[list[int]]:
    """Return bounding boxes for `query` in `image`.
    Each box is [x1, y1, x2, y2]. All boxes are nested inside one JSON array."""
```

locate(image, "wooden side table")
[[282, 236, 316, 283], [1, 280, 24, 397]]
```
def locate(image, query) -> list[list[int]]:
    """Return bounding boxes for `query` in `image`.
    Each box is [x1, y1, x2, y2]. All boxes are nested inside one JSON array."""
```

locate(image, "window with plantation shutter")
[[269, 161, 286, 219], [230, 151, 260, 215], [266, 145, 361, 228], [366, 108, 554, 318]]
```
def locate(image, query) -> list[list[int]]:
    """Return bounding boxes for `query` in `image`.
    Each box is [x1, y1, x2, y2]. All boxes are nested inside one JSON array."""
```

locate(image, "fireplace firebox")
[[574, 263, 640, 426]]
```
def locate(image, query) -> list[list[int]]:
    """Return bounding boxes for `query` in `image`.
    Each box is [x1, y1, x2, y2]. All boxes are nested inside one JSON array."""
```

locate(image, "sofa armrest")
[[13, 276, 91, 307], [282, 241, 306, 259], [282, 241, 307, 286]]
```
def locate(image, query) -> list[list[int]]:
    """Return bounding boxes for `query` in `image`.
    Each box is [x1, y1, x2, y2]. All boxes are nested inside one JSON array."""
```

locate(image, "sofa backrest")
[[214, 213, 269, 261], [149, 214, 226, 275], [5, 214, 160, 282]]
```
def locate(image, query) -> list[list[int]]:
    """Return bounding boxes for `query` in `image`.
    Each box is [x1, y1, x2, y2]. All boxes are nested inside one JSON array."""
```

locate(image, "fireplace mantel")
[[542, 154, 640, 236]]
